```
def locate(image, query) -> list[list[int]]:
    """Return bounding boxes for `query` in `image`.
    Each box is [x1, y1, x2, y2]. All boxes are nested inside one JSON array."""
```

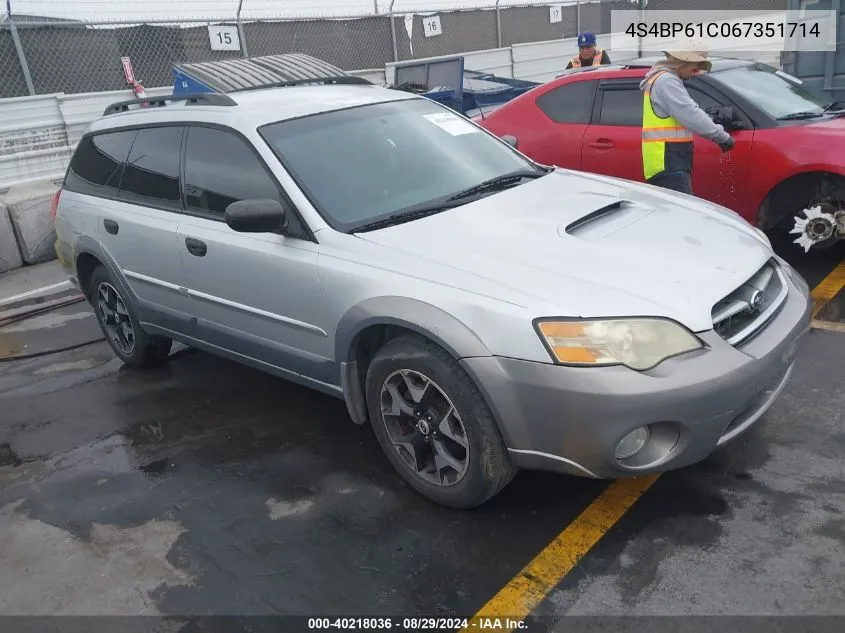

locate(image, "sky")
[[6, 0, 581, 22]]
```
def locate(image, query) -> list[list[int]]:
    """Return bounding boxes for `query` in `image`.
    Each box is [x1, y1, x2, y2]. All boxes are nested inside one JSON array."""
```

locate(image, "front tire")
[[364, 334, 516, 509], [89, 265, 172, 368]]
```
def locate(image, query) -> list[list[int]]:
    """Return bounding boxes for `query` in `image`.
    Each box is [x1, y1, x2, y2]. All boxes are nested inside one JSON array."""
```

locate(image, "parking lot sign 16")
[[423, 15, 443, 37], [209, 25, 241, 51]]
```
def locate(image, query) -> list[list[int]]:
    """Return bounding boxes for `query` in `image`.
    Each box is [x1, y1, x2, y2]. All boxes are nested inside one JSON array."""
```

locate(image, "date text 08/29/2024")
[[307, 617, 526, 630]]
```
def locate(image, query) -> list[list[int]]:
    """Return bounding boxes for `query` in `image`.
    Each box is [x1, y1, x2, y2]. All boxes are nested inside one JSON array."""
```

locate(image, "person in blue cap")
[[565, 32, 611, 69]]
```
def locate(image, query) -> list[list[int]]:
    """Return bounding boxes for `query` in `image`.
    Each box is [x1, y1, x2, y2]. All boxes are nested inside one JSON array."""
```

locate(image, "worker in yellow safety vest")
[[565, 32, 611, 70], [640, 46, 735, 195]]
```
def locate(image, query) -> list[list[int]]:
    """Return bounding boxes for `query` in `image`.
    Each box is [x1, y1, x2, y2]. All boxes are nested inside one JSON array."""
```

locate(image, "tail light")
[[49, 189, 62, 224]]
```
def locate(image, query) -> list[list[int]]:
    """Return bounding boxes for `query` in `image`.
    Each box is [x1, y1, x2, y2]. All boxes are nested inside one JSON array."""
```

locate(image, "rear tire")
[[364, 334, 516, 509], [89, 265, 172, 368]]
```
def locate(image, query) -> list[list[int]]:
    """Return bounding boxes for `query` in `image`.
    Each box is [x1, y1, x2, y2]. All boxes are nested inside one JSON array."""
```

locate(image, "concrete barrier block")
[[0, 202, 24, 274], [2, 182, 59, 265]]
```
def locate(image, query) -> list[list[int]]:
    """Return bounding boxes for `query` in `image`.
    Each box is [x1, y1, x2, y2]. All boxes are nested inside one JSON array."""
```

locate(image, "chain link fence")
[[1, 0, 788, 99]]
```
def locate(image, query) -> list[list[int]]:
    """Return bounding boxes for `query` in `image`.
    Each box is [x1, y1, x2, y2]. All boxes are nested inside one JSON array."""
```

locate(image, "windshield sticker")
[[422, 112, 479, 136]]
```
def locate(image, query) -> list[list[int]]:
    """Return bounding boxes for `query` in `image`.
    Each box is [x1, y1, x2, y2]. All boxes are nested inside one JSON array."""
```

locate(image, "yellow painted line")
[[811, 260, 845, 317], [462, 259, 844, 630], [811, 319, 845, 334], [461, 474, 659, 628]]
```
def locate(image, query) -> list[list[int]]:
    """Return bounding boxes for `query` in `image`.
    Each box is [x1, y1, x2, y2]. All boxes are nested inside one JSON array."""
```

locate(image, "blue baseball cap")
[[577, 32, 597, 47]]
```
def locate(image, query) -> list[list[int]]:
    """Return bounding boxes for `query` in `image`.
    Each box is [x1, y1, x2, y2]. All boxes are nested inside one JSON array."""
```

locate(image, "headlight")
[[753, 227, 772, 248], [535, 318, 703, 371]]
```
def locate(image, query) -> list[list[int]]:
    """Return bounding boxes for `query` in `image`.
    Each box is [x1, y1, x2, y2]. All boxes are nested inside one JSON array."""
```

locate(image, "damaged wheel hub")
[[790, 204, 844, 252]]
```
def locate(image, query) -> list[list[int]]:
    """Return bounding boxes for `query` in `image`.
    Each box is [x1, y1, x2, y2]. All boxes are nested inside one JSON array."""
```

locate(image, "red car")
[[474, 57, 845, 252]]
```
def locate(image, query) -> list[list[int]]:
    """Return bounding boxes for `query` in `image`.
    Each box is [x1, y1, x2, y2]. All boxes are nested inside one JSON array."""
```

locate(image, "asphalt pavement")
[[0, 241, 843, 626]]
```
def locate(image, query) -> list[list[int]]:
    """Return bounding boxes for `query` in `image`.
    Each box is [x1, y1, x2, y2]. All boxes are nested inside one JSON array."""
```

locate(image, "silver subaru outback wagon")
[[53, 82, 812, 509]]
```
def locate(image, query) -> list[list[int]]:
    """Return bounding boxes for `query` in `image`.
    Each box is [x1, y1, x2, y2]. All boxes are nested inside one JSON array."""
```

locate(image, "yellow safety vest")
[[570, 48, 603, 68], [642, 70, 694, 180]]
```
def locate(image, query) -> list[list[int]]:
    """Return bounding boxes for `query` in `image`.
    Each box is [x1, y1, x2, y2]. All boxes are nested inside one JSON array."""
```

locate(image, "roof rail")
[[102, 93, 237, 117], [230, 75, 372, 93], [554, 64, 628, 79]]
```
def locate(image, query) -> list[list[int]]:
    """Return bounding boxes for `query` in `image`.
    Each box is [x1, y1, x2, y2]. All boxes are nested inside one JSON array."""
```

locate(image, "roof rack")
[[102, 93, 237, 116], [231, 75, 372, 93]]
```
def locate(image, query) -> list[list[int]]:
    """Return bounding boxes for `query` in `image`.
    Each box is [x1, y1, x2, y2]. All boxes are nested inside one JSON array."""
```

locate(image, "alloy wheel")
[[96, 282, 135, 355], [379, 369, 470, 486]]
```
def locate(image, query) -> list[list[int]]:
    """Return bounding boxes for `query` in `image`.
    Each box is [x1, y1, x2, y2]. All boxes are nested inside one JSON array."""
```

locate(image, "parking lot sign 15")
[[423, 15, 443, 37], [209, 25, 241, 51]]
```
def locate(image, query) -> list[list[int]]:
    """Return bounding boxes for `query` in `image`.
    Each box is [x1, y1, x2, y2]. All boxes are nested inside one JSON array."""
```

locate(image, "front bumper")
[[461, 262, 812, 479]]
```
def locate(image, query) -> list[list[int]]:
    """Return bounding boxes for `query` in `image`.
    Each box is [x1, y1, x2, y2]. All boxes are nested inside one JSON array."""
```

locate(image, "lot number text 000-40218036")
[[307, 617, 528, 630]]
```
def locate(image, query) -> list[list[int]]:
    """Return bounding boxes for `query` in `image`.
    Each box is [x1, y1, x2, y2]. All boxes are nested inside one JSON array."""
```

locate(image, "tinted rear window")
[[118, 126, 185, 211], [598, 87, 642, 126], [64, 131, 137, 198], [536, 80, 597, 124]]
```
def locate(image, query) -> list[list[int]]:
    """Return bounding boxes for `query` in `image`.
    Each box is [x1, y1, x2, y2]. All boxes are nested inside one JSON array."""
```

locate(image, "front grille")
[[711, 259, 788, 346]]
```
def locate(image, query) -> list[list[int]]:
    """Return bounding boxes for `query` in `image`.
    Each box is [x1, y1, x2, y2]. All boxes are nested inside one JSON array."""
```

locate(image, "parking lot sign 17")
[[209, 25, 241, 51]]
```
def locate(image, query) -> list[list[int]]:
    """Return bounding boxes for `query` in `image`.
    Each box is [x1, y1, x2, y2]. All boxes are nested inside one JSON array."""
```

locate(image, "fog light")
[[615, 426, 650, 460]]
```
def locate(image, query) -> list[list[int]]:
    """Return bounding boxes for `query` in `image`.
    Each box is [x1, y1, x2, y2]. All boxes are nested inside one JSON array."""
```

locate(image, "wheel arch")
[[335, 297, 494, 426], [72, 236, 134, 305], [756, 169, 845, 231]]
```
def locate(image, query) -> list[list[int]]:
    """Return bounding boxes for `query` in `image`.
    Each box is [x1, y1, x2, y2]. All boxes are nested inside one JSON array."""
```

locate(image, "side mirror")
[[501, 134, 519, 149], [225, 199, 288, 233], [706, 105, 746, 131]]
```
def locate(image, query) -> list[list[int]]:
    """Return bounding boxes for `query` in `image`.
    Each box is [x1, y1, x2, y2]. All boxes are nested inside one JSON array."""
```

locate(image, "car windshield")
[[259, 98, 541, 231], [711, 64, 832, 119]]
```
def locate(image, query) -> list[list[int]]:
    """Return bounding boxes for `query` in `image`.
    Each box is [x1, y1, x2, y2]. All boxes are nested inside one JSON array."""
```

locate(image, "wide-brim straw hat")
[[663, 42, 713, 72]]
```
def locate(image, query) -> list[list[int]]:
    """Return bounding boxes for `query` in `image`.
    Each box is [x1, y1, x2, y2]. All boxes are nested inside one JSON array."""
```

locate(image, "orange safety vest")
[[570, 48, 603, 68]]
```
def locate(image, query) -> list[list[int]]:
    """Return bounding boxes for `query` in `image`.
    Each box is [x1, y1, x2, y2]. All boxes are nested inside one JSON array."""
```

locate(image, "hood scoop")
[[561, 199, 654, 241]]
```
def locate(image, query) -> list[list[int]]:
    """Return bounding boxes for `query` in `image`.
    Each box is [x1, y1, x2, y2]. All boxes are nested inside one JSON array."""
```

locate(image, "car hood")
[[355, 169, 773, 332]]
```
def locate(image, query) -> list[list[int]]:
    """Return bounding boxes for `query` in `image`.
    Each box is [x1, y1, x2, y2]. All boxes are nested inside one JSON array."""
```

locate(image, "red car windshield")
[[712, 64, 832, 120]]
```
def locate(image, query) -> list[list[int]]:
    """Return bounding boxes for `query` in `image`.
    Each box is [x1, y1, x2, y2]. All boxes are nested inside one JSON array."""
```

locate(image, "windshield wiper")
[[777, 110, 824, 120], [823, 100, 845, 113], [446, 169, 549, 202], [351, 168, 550, 233], [351, 203, 465, 233]]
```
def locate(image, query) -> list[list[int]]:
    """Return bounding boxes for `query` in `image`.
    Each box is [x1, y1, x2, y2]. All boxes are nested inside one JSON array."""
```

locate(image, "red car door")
[[686, 84, 754, 211], [581, 80, 645, 182], [581, 80, 755, 211]]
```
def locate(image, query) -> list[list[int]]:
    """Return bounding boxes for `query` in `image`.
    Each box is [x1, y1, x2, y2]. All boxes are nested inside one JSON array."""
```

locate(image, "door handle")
[[185, 237, 207, 257], [589, 139, 615, 149], [103, 219, 119, 235]]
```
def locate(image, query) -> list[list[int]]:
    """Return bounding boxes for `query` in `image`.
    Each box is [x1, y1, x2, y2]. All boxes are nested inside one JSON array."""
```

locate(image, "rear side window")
[[183, 126, 280, 219], [598, 87, 642, 126], [64, 131, 137, 198], [536, 80, 597, 124], [119, 126, 185, 211]]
